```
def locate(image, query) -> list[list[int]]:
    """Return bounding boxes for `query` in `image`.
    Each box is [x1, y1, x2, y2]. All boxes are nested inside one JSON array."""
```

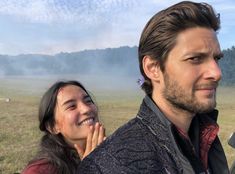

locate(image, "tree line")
[[0, 45, 234, 85]]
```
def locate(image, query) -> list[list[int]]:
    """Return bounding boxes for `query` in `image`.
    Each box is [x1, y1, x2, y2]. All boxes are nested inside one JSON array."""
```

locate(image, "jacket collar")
[[137, 95, 223, 173], [137, 95, 174, 142], [137, 95, 171, 129], [137, 95, 219, 128]]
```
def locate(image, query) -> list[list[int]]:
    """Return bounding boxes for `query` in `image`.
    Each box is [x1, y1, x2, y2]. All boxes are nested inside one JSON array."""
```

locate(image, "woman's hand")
[[74, 122, 106, 160]]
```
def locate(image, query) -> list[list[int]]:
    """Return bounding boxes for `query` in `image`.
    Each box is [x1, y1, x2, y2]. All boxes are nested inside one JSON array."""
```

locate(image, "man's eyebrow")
[[183, 52, 207, 57], [184, 51, 224, 58]]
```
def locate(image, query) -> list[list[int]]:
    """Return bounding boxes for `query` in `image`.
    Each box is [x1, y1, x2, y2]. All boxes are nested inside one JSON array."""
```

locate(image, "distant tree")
[[1, 46, 234, 86], [220, 46, 235, 85]]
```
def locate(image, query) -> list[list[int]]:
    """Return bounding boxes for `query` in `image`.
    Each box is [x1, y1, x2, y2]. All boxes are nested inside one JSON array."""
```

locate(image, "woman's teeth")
[[79, 118, 94, 126]]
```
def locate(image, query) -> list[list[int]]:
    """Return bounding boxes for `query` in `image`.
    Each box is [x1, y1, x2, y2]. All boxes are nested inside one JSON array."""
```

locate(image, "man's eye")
[[188, 56, 202, 64], [214, 56, 222, 62], [189, 57, 199, 61]]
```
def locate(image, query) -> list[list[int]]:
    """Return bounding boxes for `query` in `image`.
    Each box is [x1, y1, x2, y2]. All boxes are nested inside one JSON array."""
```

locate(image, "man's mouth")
[[78, 117, 95, 126], [195, 83, 218, 91]]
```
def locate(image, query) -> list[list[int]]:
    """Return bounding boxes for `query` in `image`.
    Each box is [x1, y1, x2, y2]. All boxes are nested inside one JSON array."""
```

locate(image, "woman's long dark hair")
[[29, 80, 94, 174]]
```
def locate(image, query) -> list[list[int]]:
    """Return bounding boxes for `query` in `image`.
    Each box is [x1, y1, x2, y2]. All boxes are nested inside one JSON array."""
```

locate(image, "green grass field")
[[0, 76, 234, 174]]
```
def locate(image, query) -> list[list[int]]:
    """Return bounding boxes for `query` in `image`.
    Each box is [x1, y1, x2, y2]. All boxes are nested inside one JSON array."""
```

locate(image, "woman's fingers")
[[76, 122, 106, 160], [91, 122, 100, 150], [98, 124, 105, 145], [76, 125, 94, 160], [85, 125, 94, 154]]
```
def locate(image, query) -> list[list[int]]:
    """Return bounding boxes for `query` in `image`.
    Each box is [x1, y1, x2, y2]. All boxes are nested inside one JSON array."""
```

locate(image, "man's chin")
[[196, 102, 216, 113]]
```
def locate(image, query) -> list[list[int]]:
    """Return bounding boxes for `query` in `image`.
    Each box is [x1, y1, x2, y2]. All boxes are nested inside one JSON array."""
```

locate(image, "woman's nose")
[[78, 102, 91, 115]]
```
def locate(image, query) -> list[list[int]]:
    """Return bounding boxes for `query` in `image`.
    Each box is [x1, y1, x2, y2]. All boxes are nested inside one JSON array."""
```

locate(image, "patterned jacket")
[[78, 96, 229, 174]]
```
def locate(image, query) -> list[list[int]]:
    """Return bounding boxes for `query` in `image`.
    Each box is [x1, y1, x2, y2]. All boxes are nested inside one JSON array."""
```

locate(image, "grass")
[[0, 77, 234, 173], [216, 87, 235, 167]]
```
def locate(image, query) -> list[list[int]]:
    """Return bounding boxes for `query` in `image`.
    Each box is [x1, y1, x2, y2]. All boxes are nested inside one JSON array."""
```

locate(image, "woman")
[[21, 80, 106, 174]]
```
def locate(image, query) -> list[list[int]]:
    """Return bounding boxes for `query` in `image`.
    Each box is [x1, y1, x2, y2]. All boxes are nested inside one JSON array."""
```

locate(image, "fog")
[[0, 74, 142, 100], [0, 46, 144, 95]]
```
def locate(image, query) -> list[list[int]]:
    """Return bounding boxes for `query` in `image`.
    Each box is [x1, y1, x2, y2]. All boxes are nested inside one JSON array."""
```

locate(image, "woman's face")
[[53, 85, 98, 146]]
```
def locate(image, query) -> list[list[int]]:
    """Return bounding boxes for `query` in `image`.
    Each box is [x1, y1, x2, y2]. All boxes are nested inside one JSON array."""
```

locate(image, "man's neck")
[[152, 94, 195, 133]]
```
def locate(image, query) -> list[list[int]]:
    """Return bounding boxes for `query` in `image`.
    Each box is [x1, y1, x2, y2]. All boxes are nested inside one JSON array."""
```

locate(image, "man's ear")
[[142, 55, 161, 81]]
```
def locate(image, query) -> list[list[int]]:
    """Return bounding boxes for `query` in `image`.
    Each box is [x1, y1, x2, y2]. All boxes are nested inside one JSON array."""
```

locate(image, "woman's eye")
[[66, 104, 76, 110], [85, 98, 93, 104], [84, 96, 93, 104]]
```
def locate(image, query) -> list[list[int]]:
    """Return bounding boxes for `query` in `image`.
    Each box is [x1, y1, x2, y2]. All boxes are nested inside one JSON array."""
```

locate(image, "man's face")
[[161, 27, 222, 114]]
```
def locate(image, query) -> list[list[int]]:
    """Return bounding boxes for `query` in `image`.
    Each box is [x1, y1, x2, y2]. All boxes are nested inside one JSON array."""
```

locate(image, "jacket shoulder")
[[79, 118, 170, 173], [106, 117, 151, 151], [21, 159, 57, 174]]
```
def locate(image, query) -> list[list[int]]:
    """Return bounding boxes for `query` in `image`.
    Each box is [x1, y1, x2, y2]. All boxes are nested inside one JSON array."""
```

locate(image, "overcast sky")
[[0, 0, 234, 55]]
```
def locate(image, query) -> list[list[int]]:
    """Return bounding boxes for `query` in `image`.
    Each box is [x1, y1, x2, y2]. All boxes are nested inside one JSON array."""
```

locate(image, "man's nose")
[[205, 59, 222, 82]]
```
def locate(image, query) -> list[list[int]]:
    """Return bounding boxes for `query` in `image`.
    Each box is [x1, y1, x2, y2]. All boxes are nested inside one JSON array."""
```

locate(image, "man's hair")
[[138, 1, 220, 94]]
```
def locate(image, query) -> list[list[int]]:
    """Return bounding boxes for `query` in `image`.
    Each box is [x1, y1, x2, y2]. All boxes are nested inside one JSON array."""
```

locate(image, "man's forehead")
[[174, 28, 221, 54]]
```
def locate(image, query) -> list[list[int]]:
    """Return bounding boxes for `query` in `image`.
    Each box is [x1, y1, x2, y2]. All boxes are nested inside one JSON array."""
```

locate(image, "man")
[[78, 1, 229, 173]]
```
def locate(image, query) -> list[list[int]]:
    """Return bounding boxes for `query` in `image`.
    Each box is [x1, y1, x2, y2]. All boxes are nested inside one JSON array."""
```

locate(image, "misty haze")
[[0, 46, 144, 94], [0, 45, 235, 94]]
